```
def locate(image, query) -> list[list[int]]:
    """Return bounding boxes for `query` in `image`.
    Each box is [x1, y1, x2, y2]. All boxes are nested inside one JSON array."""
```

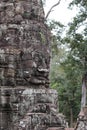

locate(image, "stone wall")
[[0, 0, 68, 130], [1, 87, 67, 130]]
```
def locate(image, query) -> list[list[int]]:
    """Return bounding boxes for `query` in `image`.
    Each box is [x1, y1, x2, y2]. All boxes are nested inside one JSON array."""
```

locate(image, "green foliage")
[[69, 0, 87, 8], [48, 20, 65, 56], [63, 0, 87, 125], [47, 0, 87, 126]]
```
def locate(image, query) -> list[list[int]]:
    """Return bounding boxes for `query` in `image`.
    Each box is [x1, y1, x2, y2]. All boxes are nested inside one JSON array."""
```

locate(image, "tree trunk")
[[81, 75, 87, 110], [70, 107, 73, 127]]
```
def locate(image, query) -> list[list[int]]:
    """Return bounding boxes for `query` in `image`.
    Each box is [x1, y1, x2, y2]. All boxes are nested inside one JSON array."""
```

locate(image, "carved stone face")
[[0, 43, 50, 87], [0, 0, 51, 87], [15, 49, 50, 87]]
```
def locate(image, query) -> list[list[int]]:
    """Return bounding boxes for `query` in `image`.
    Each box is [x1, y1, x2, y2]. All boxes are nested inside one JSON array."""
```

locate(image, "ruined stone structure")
[[0, 0, 67, 130], [74, 106, 87, 130]]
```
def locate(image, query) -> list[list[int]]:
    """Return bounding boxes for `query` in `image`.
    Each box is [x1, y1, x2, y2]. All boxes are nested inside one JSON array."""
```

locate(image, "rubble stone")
[[75, 106, 87, 130]]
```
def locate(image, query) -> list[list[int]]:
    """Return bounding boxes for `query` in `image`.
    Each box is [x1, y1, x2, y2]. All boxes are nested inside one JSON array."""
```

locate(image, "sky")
[[44, 0, 78, 25]]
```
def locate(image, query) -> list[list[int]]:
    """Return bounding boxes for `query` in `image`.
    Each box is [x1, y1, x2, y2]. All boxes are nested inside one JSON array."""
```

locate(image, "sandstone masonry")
[[0, 0, 67, 130]]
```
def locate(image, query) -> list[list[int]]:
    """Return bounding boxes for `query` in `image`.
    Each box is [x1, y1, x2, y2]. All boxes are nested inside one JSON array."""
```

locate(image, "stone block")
[[47, 127, 64, 130], [0, 87, 68, 130], [65, 128, 74, 130]]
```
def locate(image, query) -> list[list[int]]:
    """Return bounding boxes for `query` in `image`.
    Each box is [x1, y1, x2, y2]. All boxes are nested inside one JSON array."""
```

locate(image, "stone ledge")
[[47, 127, 64, 130], [65, 128, 74, 130], [0, 87, 57, 92]]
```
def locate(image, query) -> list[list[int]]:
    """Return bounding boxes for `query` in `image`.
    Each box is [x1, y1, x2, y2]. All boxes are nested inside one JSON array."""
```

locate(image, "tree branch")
[[46, 0, 61, 19]]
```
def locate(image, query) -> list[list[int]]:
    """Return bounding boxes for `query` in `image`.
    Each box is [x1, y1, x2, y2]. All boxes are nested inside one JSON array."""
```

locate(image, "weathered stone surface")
[[0, 0, 50, 88], [0, 88, 67, 130], [65, 128, 74, 130], [0, 0, 68, 130], [47, 127, 64, 130], [75, 106, 87, 130], [0, 0, 44, 23]]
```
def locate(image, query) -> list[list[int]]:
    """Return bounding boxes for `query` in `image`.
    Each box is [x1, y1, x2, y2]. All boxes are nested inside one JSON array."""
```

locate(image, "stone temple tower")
[[0, 0, 67, 130]]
